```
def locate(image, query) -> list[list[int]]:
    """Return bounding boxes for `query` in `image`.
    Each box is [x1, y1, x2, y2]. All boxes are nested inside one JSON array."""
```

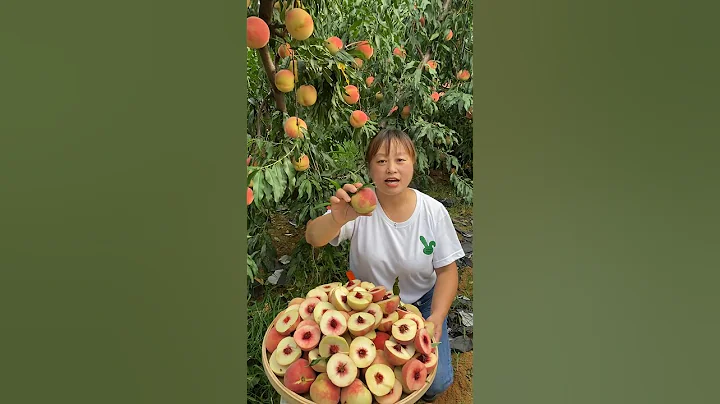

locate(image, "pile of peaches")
[[263, 278, 438, 404]]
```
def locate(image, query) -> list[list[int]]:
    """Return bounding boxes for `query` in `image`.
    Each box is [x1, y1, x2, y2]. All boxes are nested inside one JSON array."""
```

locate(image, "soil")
[[422, 351, 474, 404], [266, 212, 306, 259]]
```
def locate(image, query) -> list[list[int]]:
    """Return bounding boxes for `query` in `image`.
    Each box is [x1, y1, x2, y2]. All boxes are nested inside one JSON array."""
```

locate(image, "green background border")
[[472, 1, 718, 403], [2, 0, 248, 402], [2, 0, 718, 403]]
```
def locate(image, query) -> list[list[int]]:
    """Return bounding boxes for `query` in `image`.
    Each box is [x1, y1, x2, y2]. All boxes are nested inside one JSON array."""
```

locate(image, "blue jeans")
[[412, 285, 453, 398]]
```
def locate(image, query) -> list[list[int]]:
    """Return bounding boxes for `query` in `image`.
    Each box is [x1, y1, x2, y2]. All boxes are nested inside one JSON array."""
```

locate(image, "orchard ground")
[[248, 170, 474, 403]]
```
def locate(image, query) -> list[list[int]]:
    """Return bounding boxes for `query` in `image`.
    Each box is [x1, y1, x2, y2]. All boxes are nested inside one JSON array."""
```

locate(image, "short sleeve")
[[431, 207, 465, 268], [324, 210, 355, 246]]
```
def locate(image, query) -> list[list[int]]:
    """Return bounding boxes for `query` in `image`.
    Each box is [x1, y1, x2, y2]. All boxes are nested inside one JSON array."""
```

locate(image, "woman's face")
[[368, 140, 415, 197]]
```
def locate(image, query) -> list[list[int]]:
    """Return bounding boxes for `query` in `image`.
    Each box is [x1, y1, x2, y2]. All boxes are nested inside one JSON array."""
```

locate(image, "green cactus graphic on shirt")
[[419, 236, 436, 255]]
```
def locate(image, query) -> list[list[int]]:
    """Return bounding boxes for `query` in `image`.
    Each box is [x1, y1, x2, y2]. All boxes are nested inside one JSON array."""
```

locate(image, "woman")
[[305, 128, 465, 401]]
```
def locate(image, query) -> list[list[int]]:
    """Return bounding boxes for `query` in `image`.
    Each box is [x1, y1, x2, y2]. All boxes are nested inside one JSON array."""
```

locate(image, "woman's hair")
[[365, 129, 416, 166]]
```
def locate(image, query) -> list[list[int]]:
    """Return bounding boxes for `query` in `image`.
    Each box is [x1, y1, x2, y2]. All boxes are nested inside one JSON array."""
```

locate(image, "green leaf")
[[271, 165, 287, 203], [429, 33, 439, 41], [283, 158, 296, 189], [309, 356, 328, 366], [253, 170, 265, 206]]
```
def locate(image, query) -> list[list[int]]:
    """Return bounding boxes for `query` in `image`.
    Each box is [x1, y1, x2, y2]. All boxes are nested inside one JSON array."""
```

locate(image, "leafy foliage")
[[246, 1, 472, 400]]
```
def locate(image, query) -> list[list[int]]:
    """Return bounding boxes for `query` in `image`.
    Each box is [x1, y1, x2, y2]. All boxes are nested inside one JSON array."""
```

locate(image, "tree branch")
[[257, 0, 287, 112], [416, 0, 453, 72]]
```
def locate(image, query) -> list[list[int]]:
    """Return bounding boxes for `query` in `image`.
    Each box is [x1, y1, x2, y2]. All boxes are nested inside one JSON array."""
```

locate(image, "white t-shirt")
[[327, 189, 465, 303]]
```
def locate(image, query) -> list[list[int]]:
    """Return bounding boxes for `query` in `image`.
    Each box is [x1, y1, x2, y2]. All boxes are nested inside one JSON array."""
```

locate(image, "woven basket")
[[262, 324, 437, 404]]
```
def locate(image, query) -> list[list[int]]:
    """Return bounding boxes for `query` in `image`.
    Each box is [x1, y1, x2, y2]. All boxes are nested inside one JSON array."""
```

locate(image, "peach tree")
[[246, 0, 472, 282]]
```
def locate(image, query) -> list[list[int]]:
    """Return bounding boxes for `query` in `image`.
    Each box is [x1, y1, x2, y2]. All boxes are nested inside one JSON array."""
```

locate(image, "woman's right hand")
[[329, 182, 372, 225]]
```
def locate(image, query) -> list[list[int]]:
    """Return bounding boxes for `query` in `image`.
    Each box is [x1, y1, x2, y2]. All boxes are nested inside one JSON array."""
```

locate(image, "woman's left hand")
[[425, 313, 443, 342]]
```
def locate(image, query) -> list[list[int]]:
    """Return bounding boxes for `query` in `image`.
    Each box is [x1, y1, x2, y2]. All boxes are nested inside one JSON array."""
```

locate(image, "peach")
[[283, 116, 307, 138], [391, 318, 418, 343], [414, 327, 433, 355], [288, 297, 305, 307], [353, 57, 363, 68], [360, 281, 375, 290], [284, 8, 314, 40], [340, 379, 372, 404], [431, 91, 440, 102], [401, 105, 411, 119], [320, 309, 348, 336], [365, 76, 374, 86], [445, 29, 453, 41], [345, 279, 361, 291], [318, 335, 349, 357], [275, 69, 295, 92], [368, 286, 387, 302], [372, 331, 391, 351], [284, 358, 316, 394], [377, 295, 400, 314], [348, 312, 375, 337], [275, 308, 301, 335], [457, 69, 471, 81], [246, 187, 253, 205], [375, 379, 403, 404], [347, 289, 372, 311], [306, 288, 328, 303], [326, 353, 358, 388], [293, 154, 310, 171], [364, 329, 376, 341], [297, 84, 317, 106], [265, 326, 284, 353], [377, 312, 399, 333], [362, 303, 383, 328], [298, 296, 320, 320], [466, 105, 473, 119], [296, 318, 318, 330], [325, 36, 343, 54], [393, 47, 406, 58], [404, 303, 422, 317], [401, 358, 427, 391], [384, 340, 415, 366], [413, 351, 438, 372], [319, 282, 342, 293], [427, 60, 438, 70], [278, 43, 293, 58], [375, 92, 384, 101], [329, 286, 351, 312], [294, 323, 321, 351], [364, 364, 395, 396], [349, 336, 377, 369], [275, 336, 302, 366], [350, 187, 376, 214], [308, 348, 327, 373], [268, 349, 289, 376], [356, 40, 373, 59], [313, 301, 336, 324], [309, 373, 341, 404], [246, 17, 270, 49], [402, 312, 425, 331], [394, 366, 413, 394], [419, 16, 426, 27], [349, 110, 368, 128], [342, 85, 360, 104]]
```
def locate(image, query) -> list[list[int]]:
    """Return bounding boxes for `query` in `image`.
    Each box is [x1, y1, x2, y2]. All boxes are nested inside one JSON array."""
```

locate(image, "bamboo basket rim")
[[262, 323, 437, 404]]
